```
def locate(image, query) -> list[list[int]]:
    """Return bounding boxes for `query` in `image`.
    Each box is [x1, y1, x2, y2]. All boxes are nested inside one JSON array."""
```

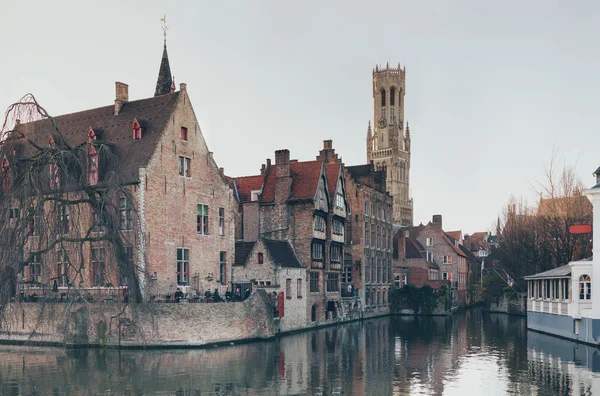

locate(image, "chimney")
[[317, 139, 340, 163], [595, 166, 600, 185], [180, 83, 187, 92], [432, 214, 442, 227], [260, 164, 266, 175], [275, 149, 290, 178], [324, 140, 332, 149], [274, 149, 292, 203], [114, 82, 129, 115], [219, 167, 224, 175]]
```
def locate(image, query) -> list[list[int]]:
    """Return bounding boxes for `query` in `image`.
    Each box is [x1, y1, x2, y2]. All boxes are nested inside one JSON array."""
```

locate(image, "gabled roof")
[[459, 244, 480, 262], [231, 175, 264, 203], [264, 240, 303, 268], [443, 234, 467, 258], [445, 230, 462, 242], [234, 242, 256, 266], [470, 231, 488, 241], [14, 92, 180, 182], [523, 264, 572, 280], [261, 161, 324, 203]]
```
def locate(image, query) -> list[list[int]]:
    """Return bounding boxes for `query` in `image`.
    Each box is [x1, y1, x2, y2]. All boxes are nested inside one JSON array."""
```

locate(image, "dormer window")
[[87, 145, 99, 185], [181, 126, 188, 141], [251, 190, 261, 202], [2, 157, 11, 194], [132, 119, 142, 141]]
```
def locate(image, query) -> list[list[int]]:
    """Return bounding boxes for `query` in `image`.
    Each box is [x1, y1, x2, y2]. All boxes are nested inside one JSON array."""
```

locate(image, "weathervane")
[[161, 14, 168, 46]]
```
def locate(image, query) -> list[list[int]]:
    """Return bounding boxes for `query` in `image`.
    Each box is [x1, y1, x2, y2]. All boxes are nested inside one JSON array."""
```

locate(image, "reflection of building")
[[525, 167, 600, 344]]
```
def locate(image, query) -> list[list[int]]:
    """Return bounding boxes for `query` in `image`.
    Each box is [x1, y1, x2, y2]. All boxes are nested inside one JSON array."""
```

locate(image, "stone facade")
[[366, 64, 413, 227]]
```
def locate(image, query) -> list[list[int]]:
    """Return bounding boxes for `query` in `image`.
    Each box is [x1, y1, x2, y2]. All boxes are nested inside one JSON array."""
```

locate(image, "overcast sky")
[[2, 1, 599, 234]]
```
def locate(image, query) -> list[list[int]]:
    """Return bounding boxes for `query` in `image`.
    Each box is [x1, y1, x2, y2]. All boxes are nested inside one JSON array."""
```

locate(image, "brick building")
[[393, 230, 446, 289], [396, 215, 469, 308], [8, 42, 235, 299], [316, 140, 393, 315], [229, 148, 349, 327]]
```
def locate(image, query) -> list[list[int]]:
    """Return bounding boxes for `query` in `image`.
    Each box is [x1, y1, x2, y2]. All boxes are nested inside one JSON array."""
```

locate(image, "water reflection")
[[1, 310, 600, 395]]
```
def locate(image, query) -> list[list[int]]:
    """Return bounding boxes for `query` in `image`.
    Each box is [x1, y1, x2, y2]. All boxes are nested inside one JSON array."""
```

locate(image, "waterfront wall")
[[0, 289, 276, 348], [487, 293, 526, 316]]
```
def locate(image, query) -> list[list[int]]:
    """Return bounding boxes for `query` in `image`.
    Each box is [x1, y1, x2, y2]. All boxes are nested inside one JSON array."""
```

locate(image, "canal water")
[[1, 309, 599, 395]]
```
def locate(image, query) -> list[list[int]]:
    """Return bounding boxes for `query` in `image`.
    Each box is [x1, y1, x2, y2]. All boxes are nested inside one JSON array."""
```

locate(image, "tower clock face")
[[378, 118, 387, 128]]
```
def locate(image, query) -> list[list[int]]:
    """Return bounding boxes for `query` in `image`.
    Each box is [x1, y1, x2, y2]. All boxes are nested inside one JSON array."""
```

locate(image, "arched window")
[[132, 120, 142, 141], [311, 304, 317, 322], [579, 275, 591, 300], [380, 88, 386, 107], [390, 87, 396, 106], [87, 145, 99, 185], [1, 157, 11, 194]]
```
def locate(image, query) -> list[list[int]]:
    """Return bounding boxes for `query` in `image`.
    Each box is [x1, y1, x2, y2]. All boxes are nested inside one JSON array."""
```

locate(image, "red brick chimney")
[[275, 149, 292, 202], [432, 214, 442, 228]]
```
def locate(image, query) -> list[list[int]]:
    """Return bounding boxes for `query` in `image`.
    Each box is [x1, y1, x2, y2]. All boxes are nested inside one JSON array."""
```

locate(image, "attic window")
[[181, 127, 188, 141], [258, 252, 264, 264], [87, 145, 99, 185], [251, 190, 261, 202], [132, 120, 142, 141], [1, 157, 11, 194]]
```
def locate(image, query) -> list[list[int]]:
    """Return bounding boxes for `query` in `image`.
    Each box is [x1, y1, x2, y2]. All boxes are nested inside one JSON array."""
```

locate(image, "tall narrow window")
[[2, 157, 11, 194], [258, 252, 264, 264], [314, 215, 326, 232], [330, 245, 341, 263], [176, 248, 189, 285], [28, 206, 39, 236], [297, 279, 303, 298], [178, 156, 191, 177], [57, 249, 69, 287], [49, 163, 60, 189], [87, 145, 99, 185], [119, 196, 133, 229], [309, 272, 320, 293], [286, 278, 292, 299], [30, 253, 42, 283], [220, 251, 227, 284], [58, 203, 70, 234], [181, 126, 188, 141], [197, 204, 209, 235], [579, 275, 591, 300], [380, 88, 386, 107], [132, 120, 142, 140], [93, 207, 106, 231], [327, 273, 339, 292], [219, 207, 225, 236], [390, 87, 396, 106], [121, 247, 132, 286], [92, 247, 105, 286], [311, 242, 324, 261]]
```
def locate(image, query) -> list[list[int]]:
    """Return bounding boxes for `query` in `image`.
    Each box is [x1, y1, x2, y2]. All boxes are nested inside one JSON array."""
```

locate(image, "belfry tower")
[[367, 63, 413, 227]]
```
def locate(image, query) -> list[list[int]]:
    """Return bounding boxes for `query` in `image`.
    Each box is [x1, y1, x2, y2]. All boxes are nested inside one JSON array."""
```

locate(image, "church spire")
[[155, 15, 173, 96], [366, 121, 373, 162]]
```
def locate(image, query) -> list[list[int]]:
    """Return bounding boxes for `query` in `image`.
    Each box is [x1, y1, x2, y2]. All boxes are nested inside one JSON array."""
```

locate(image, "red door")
[[278, 292, 284, 317]]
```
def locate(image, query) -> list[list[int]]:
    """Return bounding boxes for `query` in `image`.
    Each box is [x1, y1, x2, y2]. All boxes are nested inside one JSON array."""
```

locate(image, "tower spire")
[[155, 15, 173, 96]]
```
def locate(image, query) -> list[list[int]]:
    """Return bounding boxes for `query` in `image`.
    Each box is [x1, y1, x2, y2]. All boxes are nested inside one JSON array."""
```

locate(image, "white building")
[[525, 166, 600, 344]]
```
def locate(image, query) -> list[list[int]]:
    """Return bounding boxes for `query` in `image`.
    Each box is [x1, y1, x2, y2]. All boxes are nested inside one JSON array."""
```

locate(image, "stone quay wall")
[[0, 290, 275, 348], [487, 293, 527, 316]]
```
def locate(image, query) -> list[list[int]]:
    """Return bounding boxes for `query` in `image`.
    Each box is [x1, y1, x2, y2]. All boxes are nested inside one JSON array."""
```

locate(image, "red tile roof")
[[261, 161, 324, 203], [446, 230, 462, 242], [232, 175, 264, 203], [325, 163, 341, 196], [470, 231, 488, 241]]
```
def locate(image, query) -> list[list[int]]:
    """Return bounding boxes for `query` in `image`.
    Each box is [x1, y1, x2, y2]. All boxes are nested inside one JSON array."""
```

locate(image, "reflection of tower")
[[366, 63, 413, 227]]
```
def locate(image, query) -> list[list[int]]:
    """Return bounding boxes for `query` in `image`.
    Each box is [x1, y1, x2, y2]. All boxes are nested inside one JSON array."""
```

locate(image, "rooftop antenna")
[[161, 14, 168, 47]]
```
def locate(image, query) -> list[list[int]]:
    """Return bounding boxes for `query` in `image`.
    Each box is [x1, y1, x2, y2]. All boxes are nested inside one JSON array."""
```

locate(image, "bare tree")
[[0, 94, 145, 317]]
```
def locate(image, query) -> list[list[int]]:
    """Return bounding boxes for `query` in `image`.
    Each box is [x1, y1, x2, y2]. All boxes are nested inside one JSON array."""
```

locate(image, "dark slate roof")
[[459, 244, 481, 263], [14, 92, 180, 182], [346, 164, 371, 179], [594, 166, 600, 176], [234, 242, 256, 266], [261, 161, 324, 203], [155, 45, 173, 96], [264, 240, 303, 268], [524, 264, 572, 280]]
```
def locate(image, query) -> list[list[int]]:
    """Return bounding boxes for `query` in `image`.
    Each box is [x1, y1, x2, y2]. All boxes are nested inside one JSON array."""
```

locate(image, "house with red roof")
[[230, 148, 349, 329]]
